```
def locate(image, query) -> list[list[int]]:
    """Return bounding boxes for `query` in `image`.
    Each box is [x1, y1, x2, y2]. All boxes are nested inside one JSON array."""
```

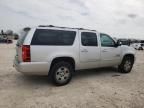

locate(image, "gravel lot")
[[0, 41, 144, 108]]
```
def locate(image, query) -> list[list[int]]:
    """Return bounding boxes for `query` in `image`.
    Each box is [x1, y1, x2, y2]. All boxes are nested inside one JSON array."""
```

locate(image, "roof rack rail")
[[38, 25, 96, 31], [38, 25, 55, 27], [38, 25, 73, 29], [78, 28, 96, 31]]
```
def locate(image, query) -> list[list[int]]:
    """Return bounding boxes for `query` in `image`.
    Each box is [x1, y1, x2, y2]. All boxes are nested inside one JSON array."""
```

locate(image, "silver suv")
[[14, 25, 135, 86]]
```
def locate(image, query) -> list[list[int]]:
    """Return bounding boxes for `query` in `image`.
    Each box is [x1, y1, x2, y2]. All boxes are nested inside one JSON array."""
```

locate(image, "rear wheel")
[[50, 61, 73, 86], [118, 56, 134, 73]]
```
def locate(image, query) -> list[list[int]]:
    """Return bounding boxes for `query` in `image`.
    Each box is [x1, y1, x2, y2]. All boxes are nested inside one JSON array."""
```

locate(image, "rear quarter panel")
[[30, 29, 80, 69]]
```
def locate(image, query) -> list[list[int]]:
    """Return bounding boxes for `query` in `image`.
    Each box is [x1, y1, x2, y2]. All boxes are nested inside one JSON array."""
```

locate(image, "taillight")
[[22, 45, 31, 62]]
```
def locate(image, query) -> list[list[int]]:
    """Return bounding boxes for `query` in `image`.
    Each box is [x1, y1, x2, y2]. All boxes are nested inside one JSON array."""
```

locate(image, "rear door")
[[79, 30, 101, 68]]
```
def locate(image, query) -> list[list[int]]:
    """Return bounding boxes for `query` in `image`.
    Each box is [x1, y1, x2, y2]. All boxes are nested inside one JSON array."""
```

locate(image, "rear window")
[[17, 28, 30, 45], [31, 29, 76, 45]]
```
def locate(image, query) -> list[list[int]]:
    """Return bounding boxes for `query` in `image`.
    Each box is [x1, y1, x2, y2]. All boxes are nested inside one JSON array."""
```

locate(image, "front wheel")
[[138, 47, 143, 50], [140, 47, 143, 50], [50, 61, 73, 86], [118, 56, 134, 73]]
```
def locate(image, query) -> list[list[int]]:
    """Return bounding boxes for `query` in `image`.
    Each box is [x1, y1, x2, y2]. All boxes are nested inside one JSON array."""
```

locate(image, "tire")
[[138, 47, 143, 50], [50, 61, 73, 86], [118, 56, 134, 73]]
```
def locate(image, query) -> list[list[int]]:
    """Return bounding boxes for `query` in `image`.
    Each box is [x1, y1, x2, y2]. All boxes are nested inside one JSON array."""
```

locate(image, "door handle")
[[102, 49, 108, 52], [81, 49, 88, 53], [115, 54, 120, 57]]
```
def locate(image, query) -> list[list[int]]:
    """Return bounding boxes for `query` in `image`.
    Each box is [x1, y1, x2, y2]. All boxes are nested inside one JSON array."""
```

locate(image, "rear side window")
[[81, 32, 98, 46], [31, 29, 76, 45]]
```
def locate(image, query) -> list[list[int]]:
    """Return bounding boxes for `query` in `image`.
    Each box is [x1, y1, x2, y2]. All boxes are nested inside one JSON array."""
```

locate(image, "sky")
[[0, 0, 144, 39]]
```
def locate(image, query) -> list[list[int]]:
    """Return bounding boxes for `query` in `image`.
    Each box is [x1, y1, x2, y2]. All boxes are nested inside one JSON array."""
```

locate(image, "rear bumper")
[[13, 58, 50, 75]]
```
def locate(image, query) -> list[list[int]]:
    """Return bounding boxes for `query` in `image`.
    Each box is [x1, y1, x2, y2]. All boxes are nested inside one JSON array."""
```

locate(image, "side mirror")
[[115, 41, 122, 47], [118, 41, 122, 46]]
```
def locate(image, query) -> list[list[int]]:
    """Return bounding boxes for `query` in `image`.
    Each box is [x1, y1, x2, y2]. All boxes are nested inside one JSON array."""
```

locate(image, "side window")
[[100, 34, 115, 47], [31, 29, 76, 45], [81, 32, 98, 46]]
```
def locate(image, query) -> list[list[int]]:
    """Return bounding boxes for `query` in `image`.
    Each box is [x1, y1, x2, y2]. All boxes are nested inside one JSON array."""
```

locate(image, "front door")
[[100, 33, 121, 67]]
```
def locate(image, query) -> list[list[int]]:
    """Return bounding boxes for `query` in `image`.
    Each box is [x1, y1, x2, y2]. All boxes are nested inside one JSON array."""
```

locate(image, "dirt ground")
[[0, 41, 144, 108]]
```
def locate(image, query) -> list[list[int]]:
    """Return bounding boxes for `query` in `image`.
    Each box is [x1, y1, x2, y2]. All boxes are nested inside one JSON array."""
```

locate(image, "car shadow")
[[16, 67, 120, 87], [73, 67, 121, 79]]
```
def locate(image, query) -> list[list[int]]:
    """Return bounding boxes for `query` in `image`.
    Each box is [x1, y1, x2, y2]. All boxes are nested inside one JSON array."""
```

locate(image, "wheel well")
[[50, 57, 75, 70], [123, 54, 135, 63]]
